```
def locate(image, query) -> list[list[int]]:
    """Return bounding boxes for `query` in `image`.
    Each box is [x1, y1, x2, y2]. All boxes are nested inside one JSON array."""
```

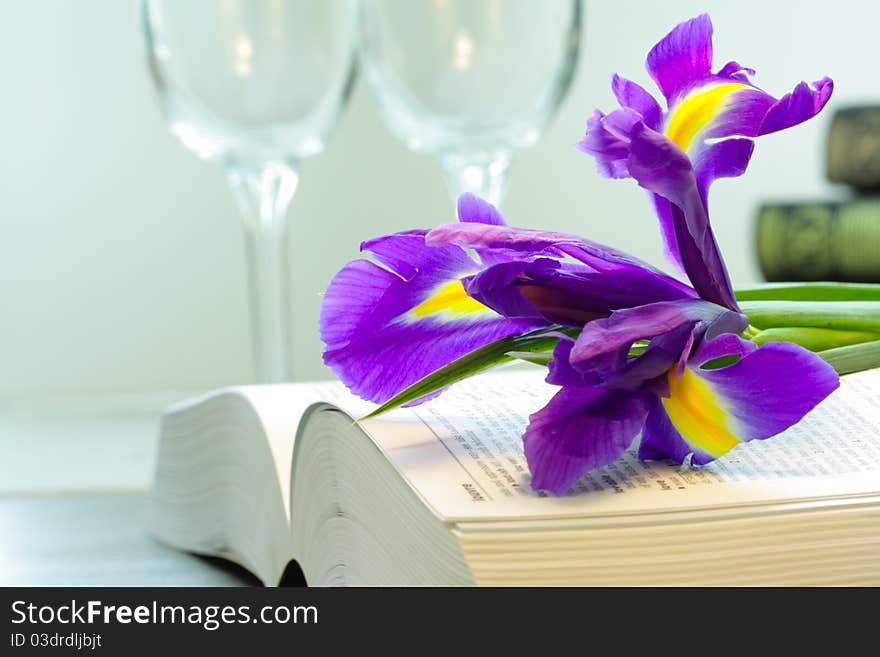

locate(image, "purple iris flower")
[[321, 14, 840, 496], [321, 194, 696, 403], [578, 13, 833, 311], [426, 220, 840, 495], [525, 310, 839, 495], [323, 195, 839, 495]]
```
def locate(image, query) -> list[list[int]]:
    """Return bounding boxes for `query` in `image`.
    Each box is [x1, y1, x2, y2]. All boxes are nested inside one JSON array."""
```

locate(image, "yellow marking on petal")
[[665, 82, 750, 152], [408, 279, 491, 320], [662, 366, 741, 458]]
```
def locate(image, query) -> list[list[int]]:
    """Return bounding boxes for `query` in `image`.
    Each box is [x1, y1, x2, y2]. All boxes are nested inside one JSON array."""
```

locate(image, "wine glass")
[[142, 0, 358, 383], [359, 0, 581, 208]]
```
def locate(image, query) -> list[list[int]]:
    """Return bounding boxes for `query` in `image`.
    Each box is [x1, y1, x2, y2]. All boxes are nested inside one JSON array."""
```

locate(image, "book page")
[[191, 382, 371, 519], [351, 367, 880, 522]]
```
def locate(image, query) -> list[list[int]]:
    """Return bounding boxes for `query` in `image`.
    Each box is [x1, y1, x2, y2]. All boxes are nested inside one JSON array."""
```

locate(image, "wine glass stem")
[[440, 151, 511, 209], [226, 161, 299, 383]]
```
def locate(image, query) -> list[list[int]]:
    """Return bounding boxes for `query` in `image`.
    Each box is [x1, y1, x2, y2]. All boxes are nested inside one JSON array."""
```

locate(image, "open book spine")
[[149, 393, 293, 585], [290, 405, 475, 586]]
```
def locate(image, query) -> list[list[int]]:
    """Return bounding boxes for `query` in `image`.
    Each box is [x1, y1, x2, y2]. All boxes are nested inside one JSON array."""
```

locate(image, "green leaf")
[[752, 327, 880, 351], [506, 351, 554, 366], [739, 300, 880, 332], [818, 340, 880, 375], [360, 327, 576, 420], [735, 282, 880, 302]]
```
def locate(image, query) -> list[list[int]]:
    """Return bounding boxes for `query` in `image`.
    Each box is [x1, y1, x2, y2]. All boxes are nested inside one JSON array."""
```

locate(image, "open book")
[[149, 367, 880, 586]]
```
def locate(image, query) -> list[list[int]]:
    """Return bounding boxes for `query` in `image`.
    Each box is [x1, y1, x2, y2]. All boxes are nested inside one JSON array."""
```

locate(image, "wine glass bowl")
[[144, 0, 357, 167], [142, 0, 358, 383], [359, 0, 581, 206]]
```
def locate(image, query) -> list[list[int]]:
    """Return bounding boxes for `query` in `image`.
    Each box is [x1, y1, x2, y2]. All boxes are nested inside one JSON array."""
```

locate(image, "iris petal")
[[758, 77, 834, 136], [646, 13, 714, 103], [545, 338, 582, 388], [463, 256, 698, 328], [426, 219, 696, 287], [646, 337, 840, 465], [627, 123, 739, 309], [577, 108, 642, 179], [581, 13, 833, 300], [662, 364, 743, 463], [606, 321, 695, 391], [524, 384, 651, 495], [689, 332, 757, 365], [611, 74, 663, 131], [463, 259, 561, 321], [581, 112, 738, 308], [457, 192, 506, 227], [320, 231, 541, 403], [692, 138, 755, 207], [694, 341, 840, 444], [685, 78, 832, 168], [638, 396, 694, 464], [568, 299, 746, 376], [665, 82, 751, 152], [716, 60, 756, 82], [651, 195, 686, 277]]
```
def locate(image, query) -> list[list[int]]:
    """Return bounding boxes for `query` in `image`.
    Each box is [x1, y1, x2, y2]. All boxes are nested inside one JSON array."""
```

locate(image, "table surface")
[[0, 393, 257, 586], [0, 493, 257, 586]]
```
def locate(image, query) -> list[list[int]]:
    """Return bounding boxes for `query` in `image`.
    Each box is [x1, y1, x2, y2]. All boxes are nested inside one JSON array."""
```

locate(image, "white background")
[[0, 0, 871, 399]]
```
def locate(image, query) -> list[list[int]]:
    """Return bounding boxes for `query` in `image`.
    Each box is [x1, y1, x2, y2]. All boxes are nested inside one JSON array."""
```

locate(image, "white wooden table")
[[0, 394, 256, 586]]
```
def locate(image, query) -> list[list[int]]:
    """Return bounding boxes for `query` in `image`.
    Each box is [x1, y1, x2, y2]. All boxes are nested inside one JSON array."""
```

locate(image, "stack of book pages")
[[150, 367, 880, 586]]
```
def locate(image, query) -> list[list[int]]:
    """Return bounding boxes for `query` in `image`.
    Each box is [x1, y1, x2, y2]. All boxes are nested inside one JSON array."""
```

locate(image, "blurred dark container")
[[756, 200, 880, 282], [827, 106, 880, 191]]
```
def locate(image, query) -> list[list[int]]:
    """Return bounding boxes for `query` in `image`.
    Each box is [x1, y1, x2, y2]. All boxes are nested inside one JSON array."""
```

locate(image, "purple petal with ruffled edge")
[[692, 341, 840, 447], [457, 192, 506, 227], [577, 108, 642, 179], [320, 231, 541, 403], [638, 397, 693, 463], [462, 260, 619, 326], [462, 255, 697, 327], [627, 122, 739, 309], [650, 195, 685, 278], [680, 79, 833, 189], [569, 299, 747, 377], [758, 78, 834, 135], [691, 138, 756, 209], [612, 74, 663, 131], [716, 61, 756, 83], [524, 384, 652, 495], [641, 79, 834, 217], [689, 78, 834, 144], [454, 193, 510, 267], [640, 335, 840, 465], [646, 13, 714, 104], [662, 67, 831, 200], [544, 338, 600, 391], [644, 14, 833, 147], [644, 137, 754, 300], [604, 320, 695, 392], [581, 111, 739, 309], [580, 13, 833, 289], [689, 331, 757, 364], [426, 220, 696, 290]]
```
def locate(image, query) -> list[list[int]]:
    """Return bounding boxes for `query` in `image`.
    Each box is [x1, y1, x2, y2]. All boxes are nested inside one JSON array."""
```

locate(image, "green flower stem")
[[738, 300, 880, 332], [742, 325, 761, 340], [735, 282, 880, 302], [751, 327, 880, 351], [362, 290, 880, 419], [818, 340, 880, 375]]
